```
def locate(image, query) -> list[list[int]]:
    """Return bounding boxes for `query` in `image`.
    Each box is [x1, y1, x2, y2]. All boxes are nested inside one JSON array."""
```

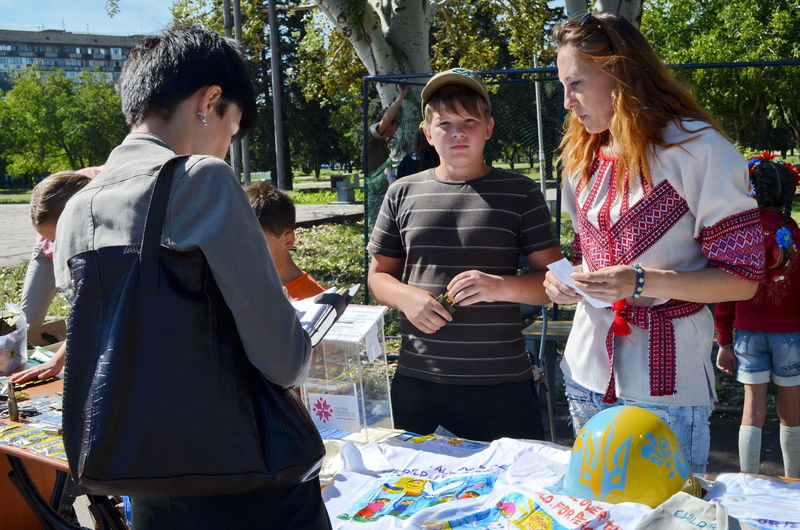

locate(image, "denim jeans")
[[734, 330, 800, 386], [564, 378, 713, 474]]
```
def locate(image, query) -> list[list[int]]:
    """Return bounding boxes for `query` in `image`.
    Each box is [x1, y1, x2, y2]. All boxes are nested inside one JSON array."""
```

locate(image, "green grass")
[[293, 220, 402, 353], [0, 261, 71, 320], [288, 189, 365, 204], [294, 221, 366, 290], [0, 189, 31, 204], [252, 168, 359, 181], [0, 223, 369, 318]]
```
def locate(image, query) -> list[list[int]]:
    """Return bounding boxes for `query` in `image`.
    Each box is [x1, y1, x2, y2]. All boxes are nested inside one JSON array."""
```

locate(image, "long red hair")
[[553, 12, 726, 190]]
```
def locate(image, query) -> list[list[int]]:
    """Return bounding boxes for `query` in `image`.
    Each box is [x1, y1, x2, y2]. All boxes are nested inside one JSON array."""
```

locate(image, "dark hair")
[[30, 172, 91, 226], [120, 25, 257, 136], [245, 182, 295, 236], [414, 127, 439, 172], [750, 158, 798, 269], [423, 85, 491, 124]]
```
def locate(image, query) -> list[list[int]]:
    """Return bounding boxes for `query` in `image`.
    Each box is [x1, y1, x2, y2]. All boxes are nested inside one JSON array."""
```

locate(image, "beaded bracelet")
[[632, 263, 645, 299]]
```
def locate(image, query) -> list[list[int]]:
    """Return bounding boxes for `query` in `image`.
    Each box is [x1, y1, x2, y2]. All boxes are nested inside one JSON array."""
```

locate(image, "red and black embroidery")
[[602, 300, 703, 403], [575, 155, 765, 403], [576, 158, 697, 402], [699, 209, 765, 283], [578, 179, 689, 272]]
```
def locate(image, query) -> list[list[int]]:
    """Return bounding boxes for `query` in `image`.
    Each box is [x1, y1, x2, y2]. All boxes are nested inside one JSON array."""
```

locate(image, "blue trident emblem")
[[577, 424, 633, 500]]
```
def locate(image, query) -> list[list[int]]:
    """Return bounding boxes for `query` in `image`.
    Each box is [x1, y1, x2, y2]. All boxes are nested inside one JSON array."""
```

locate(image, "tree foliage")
[[642, 0, 800, 152], [296, 0, 560, 170], [298, 0, 558, 104], [0, 68, 127, 176], [104, 1, 563, 173]]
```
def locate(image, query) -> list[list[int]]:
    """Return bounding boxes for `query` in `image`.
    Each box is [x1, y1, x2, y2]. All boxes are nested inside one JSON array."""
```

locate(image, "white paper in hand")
[[547, 258, 611, 308], [293, 287, 337, 333]]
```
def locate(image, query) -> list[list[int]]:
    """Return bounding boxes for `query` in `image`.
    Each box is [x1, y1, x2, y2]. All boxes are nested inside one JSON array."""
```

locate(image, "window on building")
[[0, 44, 11, 52]]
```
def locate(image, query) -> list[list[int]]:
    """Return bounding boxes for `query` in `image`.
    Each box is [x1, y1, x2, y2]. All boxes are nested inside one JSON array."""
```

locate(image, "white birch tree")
[[595, 0, 642, 27], [313, 0, 449, 107], [563, 0, 642, 27]]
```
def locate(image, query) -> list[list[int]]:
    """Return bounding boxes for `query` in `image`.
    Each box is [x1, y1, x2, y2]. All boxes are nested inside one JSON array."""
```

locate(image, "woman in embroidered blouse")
[[543, 12, 764, 473]]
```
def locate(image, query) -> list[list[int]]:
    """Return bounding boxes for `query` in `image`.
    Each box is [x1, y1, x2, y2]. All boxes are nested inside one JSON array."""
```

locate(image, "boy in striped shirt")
[[367, 69, 562, 442]]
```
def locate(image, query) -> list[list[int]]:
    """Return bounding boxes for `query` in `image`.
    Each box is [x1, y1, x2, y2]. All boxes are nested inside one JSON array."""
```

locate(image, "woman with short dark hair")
[[54, 26, 330, 528]]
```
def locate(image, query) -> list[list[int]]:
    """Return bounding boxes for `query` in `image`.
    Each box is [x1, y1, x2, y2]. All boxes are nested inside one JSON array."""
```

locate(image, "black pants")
[[391, 373, 544, 442], [131, 478, 331, 530]]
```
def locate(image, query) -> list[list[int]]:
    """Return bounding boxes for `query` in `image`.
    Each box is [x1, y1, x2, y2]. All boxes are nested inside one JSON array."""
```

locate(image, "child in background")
[[246, 181, 325, 299], [367, 69, 562, 442], [12, 171, 92, 384], [715, 154, 800, 477], [19, 166, 101, 329], [368, 85, 406, 181], [396, 125, 440, 179]]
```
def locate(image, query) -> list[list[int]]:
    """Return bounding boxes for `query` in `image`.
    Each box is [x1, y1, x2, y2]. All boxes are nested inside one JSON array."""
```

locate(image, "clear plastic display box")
[[302, 304, 393, 443]]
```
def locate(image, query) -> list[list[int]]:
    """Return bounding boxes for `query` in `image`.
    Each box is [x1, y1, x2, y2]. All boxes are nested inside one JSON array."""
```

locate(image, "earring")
[[196, 111, 208, 126]]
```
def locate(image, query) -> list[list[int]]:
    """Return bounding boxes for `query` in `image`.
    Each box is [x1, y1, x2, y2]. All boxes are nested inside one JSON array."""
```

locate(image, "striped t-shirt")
[[368, 168, 559, 385]]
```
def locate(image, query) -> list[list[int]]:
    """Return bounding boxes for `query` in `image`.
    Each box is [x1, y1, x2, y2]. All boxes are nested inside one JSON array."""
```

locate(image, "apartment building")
[[0, 29, 140, 89]]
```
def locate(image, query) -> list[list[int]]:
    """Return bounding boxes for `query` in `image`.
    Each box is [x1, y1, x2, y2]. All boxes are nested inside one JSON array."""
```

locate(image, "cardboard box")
[[27, 319, 66, 347]]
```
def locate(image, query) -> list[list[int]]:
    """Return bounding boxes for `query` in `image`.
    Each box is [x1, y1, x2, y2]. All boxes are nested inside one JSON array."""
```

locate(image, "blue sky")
[[0, 0, 173, 36]]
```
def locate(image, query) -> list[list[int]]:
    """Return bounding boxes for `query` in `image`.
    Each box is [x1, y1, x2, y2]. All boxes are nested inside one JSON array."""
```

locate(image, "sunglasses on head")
[[574, 12, 618, 54], [578, 12, 602, 28]]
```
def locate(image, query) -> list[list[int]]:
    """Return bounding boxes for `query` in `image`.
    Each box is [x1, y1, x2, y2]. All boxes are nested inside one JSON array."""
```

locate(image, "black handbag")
[[62, 156, 325, 497]]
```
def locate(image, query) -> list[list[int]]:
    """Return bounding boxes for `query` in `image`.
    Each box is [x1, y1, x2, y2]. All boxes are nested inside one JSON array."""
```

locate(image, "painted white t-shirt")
[[322, 435, 650, 529], [705, 473, 800, 529]]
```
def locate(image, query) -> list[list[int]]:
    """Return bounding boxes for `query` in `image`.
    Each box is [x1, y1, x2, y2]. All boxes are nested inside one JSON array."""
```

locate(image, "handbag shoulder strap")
[[139, 155, 191, 291]]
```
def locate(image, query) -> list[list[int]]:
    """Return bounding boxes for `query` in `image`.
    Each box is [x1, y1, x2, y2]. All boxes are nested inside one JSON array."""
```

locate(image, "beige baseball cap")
[[420, 68, 491, 114]]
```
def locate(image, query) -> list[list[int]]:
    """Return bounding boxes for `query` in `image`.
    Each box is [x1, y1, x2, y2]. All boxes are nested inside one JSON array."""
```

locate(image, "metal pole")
[[534, 57, 546, 196], [268, 0, 288, 190], [553, 83, 565, 321], [222, 0, 242, 181], [222, 0, 231, 35], [232, 0, 243, 41], [242, 136, 252, 186], [232, 0, 250, 185], [362, 79, 370, 304]]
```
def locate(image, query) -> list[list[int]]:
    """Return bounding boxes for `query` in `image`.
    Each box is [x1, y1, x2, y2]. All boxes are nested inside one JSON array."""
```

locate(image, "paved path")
[[0, 181, 556, 268], [0, 202, 364, 268], [0, 204, 35, 267]]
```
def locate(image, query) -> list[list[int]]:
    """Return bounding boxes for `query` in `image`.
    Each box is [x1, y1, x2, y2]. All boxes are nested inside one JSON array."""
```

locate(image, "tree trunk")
[[315, 0, 445, 106], [594, 0, 642, 27], [564, 0, 589, 18]]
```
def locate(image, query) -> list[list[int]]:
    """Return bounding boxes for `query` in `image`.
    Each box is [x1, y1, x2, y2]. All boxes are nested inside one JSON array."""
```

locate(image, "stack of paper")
[[293, 285, 359, 346], [294, 288, 336, 332]]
